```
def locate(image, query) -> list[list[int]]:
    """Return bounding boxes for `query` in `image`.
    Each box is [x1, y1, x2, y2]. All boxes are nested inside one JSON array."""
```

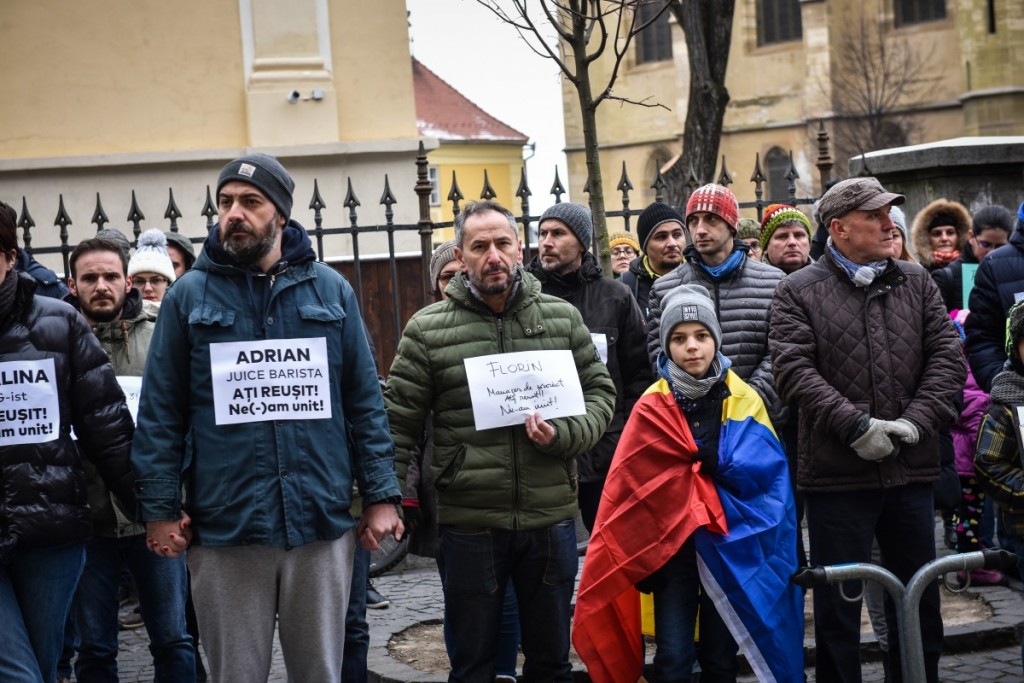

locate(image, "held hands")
[[146, 512, 192, 559]]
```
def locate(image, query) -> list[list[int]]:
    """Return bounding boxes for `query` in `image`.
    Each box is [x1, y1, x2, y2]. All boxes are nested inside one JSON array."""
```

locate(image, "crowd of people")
[[2, 150, 1024, 683]]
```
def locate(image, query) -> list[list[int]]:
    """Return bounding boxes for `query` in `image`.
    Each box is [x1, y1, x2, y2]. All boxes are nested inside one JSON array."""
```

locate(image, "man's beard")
[[222, 216, 280, 265], [470, 263, 513, 295], [81, 293, 125, 323]]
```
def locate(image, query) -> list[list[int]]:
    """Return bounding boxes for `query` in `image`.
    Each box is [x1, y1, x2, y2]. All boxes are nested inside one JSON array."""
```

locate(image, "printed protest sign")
[[210, 337, 331, 426], [0, 358, 60, 446], [117, 376, 142, 423], [464, 350, 586, 430], [961, 263, 978, 310]]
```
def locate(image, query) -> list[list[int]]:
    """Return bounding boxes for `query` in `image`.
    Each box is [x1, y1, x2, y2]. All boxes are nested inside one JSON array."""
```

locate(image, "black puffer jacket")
[[526, 253, 651, 481], [770, 250, 964, 492], [618, 256, 658, 319], [0, 273, 135, 563], [966, 228, 1024, 392]]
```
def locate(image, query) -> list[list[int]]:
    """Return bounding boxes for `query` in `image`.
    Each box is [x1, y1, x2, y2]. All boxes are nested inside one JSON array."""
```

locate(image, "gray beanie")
[[889, 205, 908, 241], [217, 153, 295, 219], [429, 239, 458, 295], [660, 284, 721, 354], [539, 202, 593, 250]]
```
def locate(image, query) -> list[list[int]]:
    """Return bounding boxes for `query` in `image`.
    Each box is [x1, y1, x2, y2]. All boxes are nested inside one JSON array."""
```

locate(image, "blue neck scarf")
[[696, 248, 745, 282], [827, 239, 888, 287]]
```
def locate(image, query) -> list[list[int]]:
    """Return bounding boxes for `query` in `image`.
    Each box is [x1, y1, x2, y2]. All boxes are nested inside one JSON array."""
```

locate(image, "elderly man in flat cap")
[[769, 177, 964, 683]]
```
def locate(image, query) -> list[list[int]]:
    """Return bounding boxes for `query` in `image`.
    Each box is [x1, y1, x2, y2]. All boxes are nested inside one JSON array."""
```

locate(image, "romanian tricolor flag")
[[572, 371, 803, 683]]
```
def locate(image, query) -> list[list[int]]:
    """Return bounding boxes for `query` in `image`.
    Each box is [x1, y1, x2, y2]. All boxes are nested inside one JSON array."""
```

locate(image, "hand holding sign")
[[525, 412, 556, 446]]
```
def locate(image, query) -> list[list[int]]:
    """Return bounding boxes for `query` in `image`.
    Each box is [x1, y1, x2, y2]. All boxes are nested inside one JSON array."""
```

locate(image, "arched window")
[[764, 147, 791, 203]]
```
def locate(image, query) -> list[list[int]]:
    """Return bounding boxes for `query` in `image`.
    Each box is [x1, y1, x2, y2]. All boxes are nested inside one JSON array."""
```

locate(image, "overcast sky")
[[405, 0, 570, 211]]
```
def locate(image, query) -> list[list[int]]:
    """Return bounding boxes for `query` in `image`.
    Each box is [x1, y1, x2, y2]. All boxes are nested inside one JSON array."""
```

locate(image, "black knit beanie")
[[637, 202, 685, 251], [217, 153, 295, 219]]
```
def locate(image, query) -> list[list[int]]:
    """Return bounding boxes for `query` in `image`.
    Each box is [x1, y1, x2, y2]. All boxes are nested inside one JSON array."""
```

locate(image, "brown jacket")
[[769, 250, 964, 492]]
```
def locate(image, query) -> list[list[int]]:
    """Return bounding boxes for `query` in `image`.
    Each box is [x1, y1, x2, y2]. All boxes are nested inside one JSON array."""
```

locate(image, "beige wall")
[[427, 143, 528, 231], [0, 0, 424, 263]]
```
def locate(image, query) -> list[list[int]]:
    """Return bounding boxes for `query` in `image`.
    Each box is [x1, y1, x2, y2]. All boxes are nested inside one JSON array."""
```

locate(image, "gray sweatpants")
[[188, 532, 355, 683]]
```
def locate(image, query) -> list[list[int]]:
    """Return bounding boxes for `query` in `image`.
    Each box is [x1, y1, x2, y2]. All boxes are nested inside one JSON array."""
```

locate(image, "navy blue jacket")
[[966, 228, 1024, 392]]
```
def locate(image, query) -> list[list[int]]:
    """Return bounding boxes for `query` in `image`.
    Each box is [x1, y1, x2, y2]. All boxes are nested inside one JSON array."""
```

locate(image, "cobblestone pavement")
[[103, 518, 1024, 681]]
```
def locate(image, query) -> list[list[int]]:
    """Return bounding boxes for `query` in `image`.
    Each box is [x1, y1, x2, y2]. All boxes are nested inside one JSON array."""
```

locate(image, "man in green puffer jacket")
[[385, 200, 615, 683]]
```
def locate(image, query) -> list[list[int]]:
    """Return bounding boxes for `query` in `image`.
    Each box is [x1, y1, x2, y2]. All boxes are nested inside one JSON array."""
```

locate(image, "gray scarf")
[[668, 355, 723, 401], [990, 369, 1024, 406]]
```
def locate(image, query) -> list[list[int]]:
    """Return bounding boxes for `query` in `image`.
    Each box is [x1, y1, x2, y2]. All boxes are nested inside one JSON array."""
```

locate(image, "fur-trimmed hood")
[[911, 198, 971, 268]]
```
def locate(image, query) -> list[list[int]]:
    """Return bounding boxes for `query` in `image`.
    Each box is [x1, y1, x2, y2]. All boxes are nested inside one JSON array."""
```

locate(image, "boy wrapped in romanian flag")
[[573, 284, 803, 683]]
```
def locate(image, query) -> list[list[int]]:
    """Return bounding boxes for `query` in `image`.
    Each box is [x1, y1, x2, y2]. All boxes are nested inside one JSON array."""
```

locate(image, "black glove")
[[692, 442, 719, 476]]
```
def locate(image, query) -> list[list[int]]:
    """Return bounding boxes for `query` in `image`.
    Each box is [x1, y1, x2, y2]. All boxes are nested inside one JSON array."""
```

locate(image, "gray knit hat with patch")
[[660, 284, 721, 354], [217, 153, 295, 219], [539, 202, 593, 250]]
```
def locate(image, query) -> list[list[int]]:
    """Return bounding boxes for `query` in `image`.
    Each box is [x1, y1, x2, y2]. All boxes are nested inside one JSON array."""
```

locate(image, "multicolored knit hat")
[[736, 218, 760, 241], [685, 184, 739, 232], [759, 204, 812, 252], [609, 231, 640, 253]]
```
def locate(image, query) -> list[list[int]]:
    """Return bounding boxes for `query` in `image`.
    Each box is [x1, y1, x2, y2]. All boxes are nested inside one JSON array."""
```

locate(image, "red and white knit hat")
[[685, 184, 740, 232]]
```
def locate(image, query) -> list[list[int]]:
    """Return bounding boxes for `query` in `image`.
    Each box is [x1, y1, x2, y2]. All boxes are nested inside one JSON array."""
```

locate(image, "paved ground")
[[98, 518, 1024, 681]]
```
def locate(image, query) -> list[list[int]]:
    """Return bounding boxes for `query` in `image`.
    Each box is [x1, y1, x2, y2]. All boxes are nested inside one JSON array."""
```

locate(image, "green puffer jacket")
[[385, 269, 616, 530]]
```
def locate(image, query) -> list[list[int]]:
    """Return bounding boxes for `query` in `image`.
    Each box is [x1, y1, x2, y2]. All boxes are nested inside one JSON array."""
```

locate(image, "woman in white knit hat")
[[128, 228, 176, 302]]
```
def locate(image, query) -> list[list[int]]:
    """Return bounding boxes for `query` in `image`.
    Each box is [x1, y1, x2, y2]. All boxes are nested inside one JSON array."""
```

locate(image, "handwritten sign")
[[117, 376, 142, 423], [210, 337, 331, 425], [591, 333, 608, 365], [464, 350, 586, 430], [0, 358, 59, 445]]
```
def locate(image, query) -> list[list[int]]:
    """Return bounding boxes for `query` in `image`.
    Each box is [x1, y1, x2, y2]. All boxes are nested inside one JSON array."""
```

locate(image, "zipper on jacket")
[[496, 314, 522, 530]]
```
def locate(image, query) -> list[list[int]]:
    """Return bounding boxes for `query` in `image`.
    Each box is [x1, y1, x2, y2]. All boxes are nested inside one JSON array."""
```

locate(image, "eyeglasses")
[[611, 247, 637, 257], [133, 276, 169, 288], [975, 239, 1005, 250], [438, 271, 458, 285]]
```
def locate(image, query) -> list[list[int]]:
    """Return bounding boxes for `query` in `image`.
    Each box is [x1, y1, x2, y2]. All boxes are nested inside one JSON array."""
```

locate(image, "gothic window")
[[757, 0, 803, 46], [636, 3, 672, 64], [894, 0, 946, 26]]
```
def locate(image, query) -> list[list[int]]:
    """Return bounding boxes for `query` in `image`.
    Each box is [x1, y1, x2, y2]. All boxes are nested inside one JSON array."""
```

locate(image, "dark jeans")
[[444, 582, 521, 678], [438, 519, 577, 683], [806, 484, 942, 683], [74, 534, 194, 683], [342, 543, 370, 683], [650, 539, 737, 683], [0, 543, 85, 683]]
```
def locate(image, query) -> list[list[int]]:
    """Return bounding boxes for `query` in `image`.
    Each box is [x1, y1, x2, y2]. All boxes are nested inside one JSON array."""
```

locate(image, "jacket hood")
[[198, 220, 316, 272], [911, 198, 971, 267]]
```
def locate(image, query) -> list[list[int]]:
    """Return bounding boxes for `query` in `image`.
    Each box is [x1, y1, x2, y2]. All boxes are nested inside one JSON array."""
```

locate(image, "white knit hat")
[[128, 228, 176, 283]]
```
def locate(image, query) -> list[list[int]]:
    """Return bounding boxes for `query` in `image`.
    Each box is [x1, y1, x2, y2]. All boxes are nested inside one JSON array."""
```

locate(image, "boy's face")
[[668, 321, 716, 379]]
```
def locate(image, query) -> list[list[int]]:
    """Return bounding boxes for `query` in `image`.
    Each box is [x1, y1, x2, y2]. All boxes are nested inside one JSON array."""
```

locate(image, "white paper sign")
[[116, 376, 142, 424], [210, 337, 331, 425], [590, 333, 608, 365], [464, 350, 586, 430], [0, 358, 60, 445]]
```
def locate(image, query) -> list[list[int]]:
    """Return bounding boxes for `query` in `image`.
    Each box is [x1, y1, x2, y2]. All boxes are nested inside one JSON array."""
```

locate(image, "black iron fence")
[[11, 126, 839, 370]]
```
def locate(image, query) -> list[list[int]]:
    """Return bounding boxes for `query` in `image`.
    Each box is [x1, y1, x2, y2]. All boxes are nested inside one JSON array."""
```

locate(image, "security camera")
[[287, 90, 301, 104]]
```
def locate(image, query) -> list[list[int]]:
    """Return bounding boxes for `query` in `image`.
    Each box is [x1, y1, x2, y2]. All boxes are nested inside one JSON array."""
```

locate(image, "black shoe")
[[119, 602, 144, 630], [366, 582, 390, 609]]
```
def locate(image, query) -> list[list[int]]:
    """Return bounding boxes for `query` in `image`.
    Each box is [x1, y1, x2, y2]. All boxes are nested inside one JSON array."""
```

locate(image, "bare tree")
[[826, 16, 935, 171], [662, 0, 736, 207], [475, 0, 670, 276]]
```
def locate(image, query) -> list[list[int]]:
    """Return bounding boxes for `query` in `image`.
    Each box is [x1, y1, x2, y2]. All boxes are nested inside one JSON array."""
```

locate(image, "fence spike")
[[309, 178, 327, 212], [18, 197, 35, 254], [785, 150, 800, 202], [480, 170, 497, 200], [380, 174, 397, 224], [549, 168, 566, 203], [717, 155, 733, 187], [344, 178, 362, 212], [515, 165, 532, 201], [165, 188, 183, 232], [582, 173, 591, 198], [816, 119, 834, 189], [617, 161, 634, 194], [56, 195, 73, 278], [651, 159, 667, 204], [750, 152, 766, 184], [127, 191, 145, 242], [201, 185, 217, 230], [92, 193, 109, 232], [309, 179, 327, 262]]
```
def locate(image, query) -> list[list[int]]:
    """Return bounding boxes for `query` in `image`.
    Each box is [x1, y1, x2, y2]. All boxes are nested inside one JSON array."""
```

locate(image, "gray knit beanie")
[[539, 202, 593, 250], [660, 284, 721, 354], [429, 239, 458, 295], [217, 153, 295, 219], [890, 206, 908, 242]]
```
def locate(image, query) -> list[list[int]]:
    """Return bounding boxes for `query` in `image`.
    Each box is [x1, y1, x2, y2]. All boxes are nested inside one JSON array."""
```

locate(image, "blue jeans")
[[341, 543, 370, 683], [998, 534, 1024, 673], [0, 542, 85, 683], [74, 534, 194, 683], [438, 519, 577, 683], [444, 582, 521, 677], [806, 484, 942, 683], [650, 539, 737, 683]]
